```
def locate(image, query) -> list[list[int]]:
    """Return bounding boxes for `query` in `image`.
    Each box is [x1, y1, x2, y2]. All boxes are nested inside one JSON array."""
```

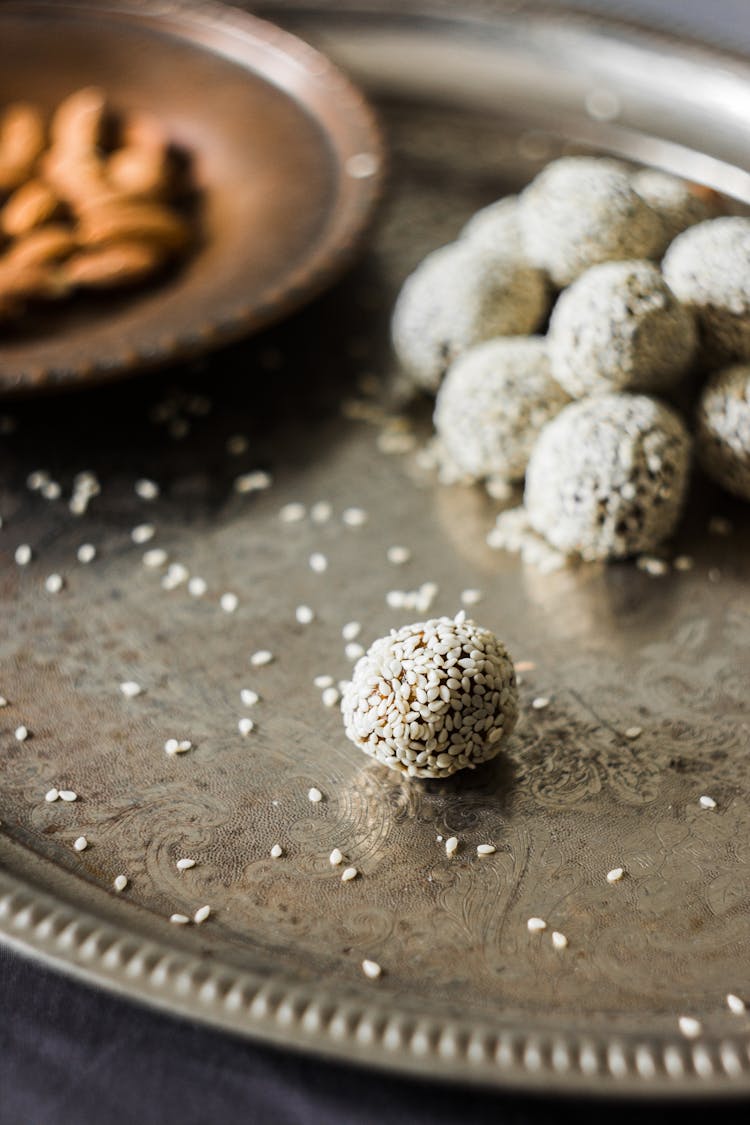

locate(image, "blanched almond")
[[2, 179, 59, 236], [50, 86, 107, 157], [0, 103, 45, 191], [7, 225, 77, 268], [63, 240, 163, 287], [107, 146, 169, 198], [78, 202, 189, 252]]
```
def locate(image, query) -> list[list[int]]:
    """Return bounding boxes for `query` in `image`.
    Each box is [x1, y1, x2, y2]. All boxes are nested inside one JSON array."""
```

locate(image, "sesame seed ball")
[[662, 217, 750, 364], [524, 394, 692, 560], [434, 337, 570, 482], [460, 195, 521, 254], [518, 157, 664, 286], [342, 614, 518, 779], [631, 169, 716, 255], [391, 240, 548, 393], [548, 260, 696, 398], [696, 364, 750, 500]]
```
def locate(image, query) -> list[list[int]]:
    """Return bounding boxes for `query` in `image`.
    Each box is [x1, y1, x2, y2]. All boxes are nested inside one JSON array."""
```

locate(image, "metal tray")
[[1, 1, 750, 1097]]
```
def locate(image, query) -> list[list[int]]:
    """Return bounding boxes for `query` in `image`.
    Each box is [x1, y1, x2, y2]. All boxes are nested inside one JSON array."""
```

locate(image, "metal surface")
[[0, 0, 382, 393], [1, 2, 750, 1097]]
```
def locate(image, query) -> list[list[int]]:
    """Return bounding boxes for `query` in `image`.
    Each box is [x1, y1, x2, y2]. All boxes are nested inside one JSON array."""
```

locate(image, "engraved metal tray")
[[1, 1, 750, 1097]]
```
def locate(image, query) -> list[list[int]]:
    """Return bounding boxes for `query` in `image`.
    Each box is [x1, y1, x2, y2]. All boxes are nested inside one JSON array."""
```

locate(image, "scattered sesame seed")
[[164, 739, 192, 756], [387, 545, 411, 565], [170, 913, 190, 924], [114, 875, 128, 892], [250, 650, 273, 667], [477, 844, 496, 856], [345, 642, 365, 661], [342, 621, 362, 641], [162, 563, 189, 590], [0, 696, 7, 708], [321, 686, 340, 708], [551, 931, 568, 950], [279, 502, 306, 523], [727, 994, 746, 1015], [58, 790, 77, 802], [45, 788, 59, 802], [342, 507, 367, 527], [14, 544, 32, 566], [310, 500, 333, 523], [461, 588, 482, 606], [135, 479, 159, 500], [41, 481, 61, 501], [527, 917, 547, 933], [532, 697, 550, 710], [270, 844, 283, 858], [708, 516, 733, 536], [699, 795, 717, 809], [14, 725, 28, 741], [673, 555, 694, 571], [188, 576, 207, 597], [678, 1016, 701, 1038], [329, 848, 344, 866], [240, 689, 259, 707], [308, 787, 323, 803], [220, 592, 239, 613], [341, 866, 358, 882], [238, 717, 254, 736], [314, 675, 334, 689], [27, 470, 49, 491], [226, 434, 249, 455], [637, 555, 670, 577], [296, 604, 315, 625], [45, 573, 64, 594], [77, 543, 96, 564], [309, 552, 328, 573], [234, 470, 272, 494], [142, 548, 168, 569], [362, 959, 382, 979], [73, 836, 88, 852], [445, 837, 458, 856], [607, 867, 624, 883], [193, 905, 211, 923], [131, 523, 155, 544], [625, 726, 642, 740], [176, 858, 196, 870], [120, 681, 143, 698]]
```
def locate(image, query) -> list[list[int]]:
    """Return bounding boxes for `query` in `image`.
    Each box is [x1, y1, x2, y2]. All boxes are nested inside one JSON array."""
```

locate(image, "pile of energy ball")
[[392, 156, 750, 569]]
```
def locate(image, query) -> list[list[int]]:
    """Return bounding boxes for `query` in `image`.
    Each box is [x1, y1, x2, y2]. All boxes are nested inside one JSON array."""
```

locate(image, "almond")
[[78, 202, 189, 252], [2, 179, 59, 236], [107, 146, 169, 199], [63, 240, 164, 288], [7, 225, 77, 268], [50, 86, 107, 157], [0, 103, 45, 191]]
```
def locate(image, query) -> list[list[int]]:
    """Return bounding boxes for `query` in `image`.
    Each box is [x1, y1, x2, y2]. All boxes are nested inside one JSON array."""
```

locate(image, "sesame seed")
[[461, 588, 482, 606], [362, 959, 382, 979], [14, 544, 32, 566], [314, 675, 334, 689], [240, 689, 259, 707], [176, 858, 196, 871], [309, 552, 328, 573], [45, 788, 59, 802], [188, 576, 207, 597], [625, 726, 642, 740], [142, 548, 168, 569], [699, 795, 717, 809], [220, 592, 239, 613], [120, 681, 143, 698], [170, 913, 190, 924], [114, 875, 128, 892], [226, 434, 249, 456], [131, 523, 155, 544], [477, 844, 496, 856], [14, 725, 28, 741], [342, 621, 362, 641], [73, 836, 88, 852], [27, 470, 49, 491], [708, 516, 733, 536], [234, 470, 272, 494], [321, 687, 340, 708], [387, 546, 411, 565], [279, 502, 306, 523], [58, 790, 77, 802], [238, 718, 254, 736], [162, 563, 189, 590], [341, 866, 358, 882], [310, 500, 333, 524], [329, 848, 343, 866], [0, 697, 7, 708], [135, 479, 159, 500], [551, 931, 568, 950], [532, 697, 550, 710], [637, 555, 669, 576], [77, 543, 96, 564], [678, 1016, 701, 1038], [727, 994, 746, 1015], [342, 507, 367, 526], [270, 844, 283, 858], [45, 573, 64, 594], [607, 867, 624, 883], [445, 836, 458, 856], [41, 481, 61, 501], [527, 917, 547, 933], [164, 739, 191, 756], [345, 642, 365, 661], [296, 605, 315, 625], [673, 555, 694, 571], [193, 905, 211, 923], [308, 787, 323, 803], [250, 650, 273, 667]]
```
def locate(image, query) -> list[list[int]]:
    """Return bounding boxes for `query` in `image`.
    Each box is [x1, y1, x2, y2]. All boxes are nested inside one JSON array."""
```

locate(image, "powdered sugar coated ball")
[[518, 157, 663, 286], [342, 615, 518, 779], [663, 217, 750, 364], [434, 337, 569, 482], [460, 195, 522, 255], [391, 239, 548, 392], [631, 169, 716, 255], [548, 259, 696, 397], [696, 364, 750, 500], [525, 394, 692, 560]]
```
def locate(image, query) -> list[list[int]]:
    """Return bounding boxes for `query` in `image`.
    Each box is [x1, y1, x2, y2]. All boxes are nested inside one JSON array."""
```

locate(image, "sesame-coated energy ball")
[[696, 364, 750, 501], [525, 394, 692, 560], [631, 169, 715, 255], [548, 260, 696, 398], [662, 217, 750, 364], [342, 614, 518, 779], [391, 239, 548, 392], [518, 157, 664, 286], [434, 336, 569, 482], [460, 195, 521, 254]]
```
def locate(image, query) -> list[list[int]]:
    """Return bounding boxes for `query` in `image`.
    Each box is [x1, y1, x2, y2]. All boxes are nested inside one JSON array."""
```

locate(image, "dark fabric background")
[[3, 2, 749, 1122]]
